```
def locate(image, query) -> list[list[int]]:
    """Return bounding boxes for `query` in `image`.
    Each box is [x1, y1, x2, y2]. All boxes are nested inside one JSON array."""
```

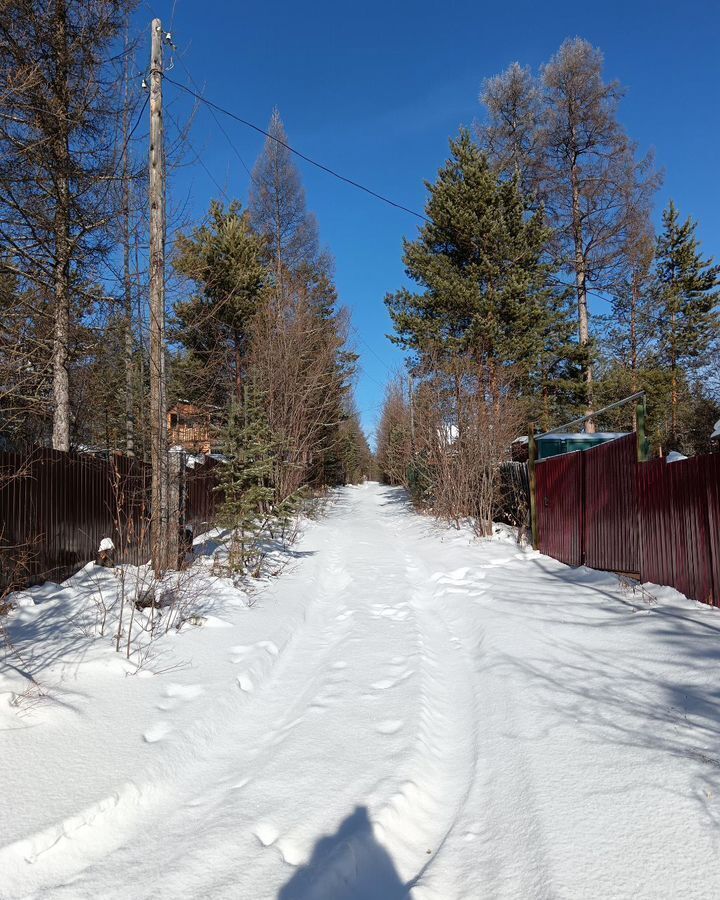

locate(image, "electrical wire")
[[165, 106, 232, 204], [163, 74, 429, 222], [161, 66, 679, 337], [174, 55, 255, 183]]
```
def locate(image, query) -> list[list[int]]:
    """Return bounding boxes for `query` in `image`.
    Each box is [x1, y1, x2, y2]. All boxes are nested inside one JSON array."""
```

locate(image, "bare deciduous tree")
[[0, 0, 129, 450]]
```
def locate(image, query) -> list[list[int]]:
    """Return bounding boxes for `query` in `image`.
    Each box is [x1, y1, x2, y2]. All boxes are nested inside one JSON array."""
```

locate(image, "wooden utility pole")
[[122, 23, 134, 458], [149, 18, 169, 574]]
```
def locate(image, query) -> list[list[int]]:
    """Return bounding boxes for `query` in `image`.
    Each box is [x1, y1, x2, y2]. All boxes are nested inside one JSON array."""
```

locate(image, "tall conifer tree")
[[654, 200, 720, 446], [385, 129, 582, 422]]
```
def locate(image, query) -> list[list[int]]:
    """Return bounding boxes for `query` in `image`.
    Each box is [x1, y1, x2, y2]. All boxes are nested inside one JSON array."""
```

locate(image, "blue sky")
[[136, 0, 720, 446]]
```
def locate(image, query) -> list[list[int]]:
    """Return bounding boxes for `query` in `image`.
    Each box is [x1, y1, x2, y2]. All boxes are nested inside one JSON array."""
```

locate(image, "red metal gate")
[[583, 434, 638, 573], [535, 450, 583, 566]]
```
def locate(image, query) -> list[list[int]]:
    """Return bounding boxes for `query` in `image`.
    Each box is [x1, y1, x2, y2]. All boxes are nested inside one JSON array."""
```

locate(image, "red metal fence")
[[535, 435, 720, 606], [637, 453, 720, 606], [0, 448, 220, 590], [583, 434, 638, 573], [535, 450, 583, 566]]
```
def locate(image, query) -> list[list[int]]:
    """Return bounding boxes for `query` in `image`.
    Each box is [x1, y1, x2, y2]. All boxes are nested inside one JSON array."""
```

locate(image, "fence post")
[[167, 449, 184, 569], [636, 399, 650, 462], [528, 425, 539, 550]]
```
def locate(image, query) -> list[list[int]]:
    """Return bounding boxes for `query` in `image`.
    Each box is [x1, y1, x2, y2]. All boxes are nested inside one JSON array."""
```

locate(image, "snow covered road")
[[3, 482, 720, 899]]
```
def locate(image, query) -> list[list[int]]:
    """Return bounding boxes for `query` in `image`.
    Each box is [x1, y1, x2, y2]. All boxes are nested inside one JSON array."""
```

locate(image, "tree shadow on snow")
[[277, 806, 409, 900], [377, 486, 414, 511]]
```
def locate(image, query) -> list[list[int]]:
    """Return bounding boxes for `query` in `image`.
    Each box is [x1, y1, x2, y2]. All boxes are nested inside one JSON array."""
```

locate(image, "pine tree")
[[654, 200, 720, 447], [172, 200, 266, 407], [216, 387, 276, 573], [385, 129, 581, 420], [376, 379, 412, 486], [0, 262, 52, 448], [605, 212, 656, 387]]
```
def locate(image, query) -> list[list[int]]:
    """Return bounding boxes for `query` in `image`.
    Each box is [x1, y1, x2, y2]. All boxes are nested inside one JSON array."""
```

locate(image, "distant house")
[[167, 402, 222, 454]]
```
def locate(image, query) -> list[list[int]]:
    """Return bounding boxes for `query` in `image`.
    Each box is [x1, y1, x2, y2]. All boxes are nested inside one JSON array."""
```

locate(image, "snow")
[[2, 482, 720, 899], [666, 450, 688, 462], [437, 422, 459, 446], [712, 419, 720, 440], [98, 537, 114, 552]]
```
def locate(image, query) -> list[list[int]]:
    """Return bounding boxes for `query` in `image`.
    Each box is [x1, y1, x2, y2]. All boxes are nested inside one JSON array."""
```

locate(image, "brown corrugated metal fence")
[[638, 453, 720, 607], [535, 450, 583, 566], [0, 448, 221, 591], [535, 435, 720, 606], [185, 457, 223, 537], [583, 434, 638, 573]]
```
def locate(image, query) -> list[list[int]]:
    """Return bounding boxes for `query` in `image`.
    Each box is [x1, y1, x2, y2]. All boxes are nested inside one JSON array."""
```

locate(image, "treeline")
[[0, 3, 371, 564], [377, 37, 719, 531], [171, 112, 373, 563]]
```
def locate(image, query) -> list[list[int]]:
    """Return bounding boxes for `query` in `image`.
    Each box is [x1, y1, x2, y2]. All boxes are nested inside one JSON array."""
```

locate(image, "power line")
[[351, 325, 397, 374], [163, 74, 429, 222], [163, 67, 669, 328], [165, 106, 232, 204], [174, 55, 254, 183]]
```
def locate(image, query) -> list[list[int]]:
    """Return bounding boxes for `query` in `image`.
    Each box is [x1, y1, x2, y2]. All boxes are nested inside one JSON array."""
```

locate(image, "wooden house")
[[167, 402, 222, 454]]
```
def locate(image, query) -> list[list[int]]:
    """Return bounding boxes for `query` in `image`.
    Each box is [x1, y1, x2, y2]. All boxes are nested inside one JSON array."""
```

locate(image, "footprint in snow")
[[164, 683, 204, 700], [277, 838, 303, 866], [376, 719, 404, 735], [253, 822, 279, 847], [237, 674, 254, 692], [143, 721, 172, 743], [156, 683, 204, 711]]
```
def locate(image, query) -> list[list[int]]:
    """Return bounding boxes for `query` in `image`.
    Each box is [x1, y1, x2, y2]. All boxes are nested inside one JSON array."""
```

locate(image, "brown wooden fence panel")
[[536, 450, 583, 566], [583, 433, 639, 574], [638, 455, 718, 606]]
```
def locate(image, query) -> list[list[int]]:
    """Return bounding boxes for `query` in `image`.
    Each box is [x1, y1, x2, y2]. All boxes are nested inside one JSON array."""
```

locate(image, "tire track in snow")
[[366, 546, 484, 899], [400, 537, 555, 899]]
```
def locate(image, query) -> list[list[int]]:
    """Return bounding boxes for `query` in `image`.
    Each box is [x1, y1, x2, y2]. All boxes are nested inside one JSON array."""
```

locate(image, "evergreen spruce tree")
[[216, 387, 276, 574], [654, 200, 720, 447]]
